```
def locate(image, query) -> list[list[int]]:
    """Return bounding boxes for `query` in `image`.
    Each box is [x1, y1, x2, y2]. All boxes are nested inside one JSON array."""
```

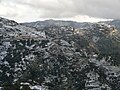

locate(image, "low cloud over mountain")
[[0, 0, 119, 22]]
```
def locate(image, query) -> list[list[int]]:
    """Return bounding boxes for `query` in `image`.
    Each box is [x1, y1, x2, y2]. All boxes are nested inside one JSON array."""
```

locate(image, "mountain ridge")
[[0, 17, 120, 90]]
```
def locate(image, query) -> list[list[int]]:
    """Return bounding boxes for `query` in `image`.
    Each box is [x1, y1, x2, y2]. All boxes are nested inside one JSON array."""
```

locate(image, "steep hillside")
[[0, 17, 120, 90]]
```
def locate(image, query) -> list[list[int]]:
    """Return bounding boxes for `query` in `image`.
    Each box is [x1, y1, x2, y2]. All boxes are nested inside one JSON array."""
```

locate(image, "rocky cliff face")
[[0, 17, 120, 90]]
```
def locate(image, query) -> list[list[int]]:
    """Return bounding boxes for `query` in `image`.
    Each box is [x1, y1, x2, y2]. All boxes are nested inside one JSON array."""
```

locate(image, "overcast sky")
[[0, 0, 119, 22]]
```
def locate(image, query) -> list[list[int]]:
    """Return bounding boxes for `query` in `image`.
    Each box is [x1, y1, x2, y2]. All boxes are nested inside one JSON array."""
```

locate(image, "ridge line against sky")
[[0, 0, 119, 22]]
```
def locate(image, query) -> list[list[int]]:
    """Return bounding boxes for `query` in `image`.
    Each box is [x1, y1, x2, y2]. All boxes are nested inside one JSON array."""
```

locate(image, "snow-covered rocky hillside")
[[0, 17, 120, 90]]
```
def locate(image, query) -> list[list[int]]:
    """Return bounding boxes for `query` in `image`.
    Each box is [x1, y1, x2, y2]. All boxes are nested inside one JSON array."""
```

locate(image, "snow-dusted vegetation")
[[0, 17, 120, 90]]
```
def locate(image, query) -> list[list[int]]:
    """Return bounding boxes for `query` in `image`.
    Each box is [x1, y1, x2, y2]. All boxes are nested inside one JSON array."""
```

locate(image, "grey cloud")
[[72, 0, 120, 19], [1, 0, 120, 20], [30, 0, 120, 19]]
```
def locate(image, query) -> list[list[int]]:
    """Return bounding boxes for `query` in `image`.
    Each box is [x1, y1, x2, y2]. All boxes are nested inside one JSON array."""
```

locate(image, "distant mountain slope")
[[22, 19, 93, 29], [23, 19, 120, 31], [100, 19, 120, 30], [0, 17, 120, 90]]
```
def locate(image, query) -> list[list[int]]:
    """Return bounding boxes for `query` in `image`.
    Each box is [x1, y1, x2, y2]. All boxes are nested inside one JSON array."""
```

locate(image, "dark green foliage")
[[2, 83, 20, 90]]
